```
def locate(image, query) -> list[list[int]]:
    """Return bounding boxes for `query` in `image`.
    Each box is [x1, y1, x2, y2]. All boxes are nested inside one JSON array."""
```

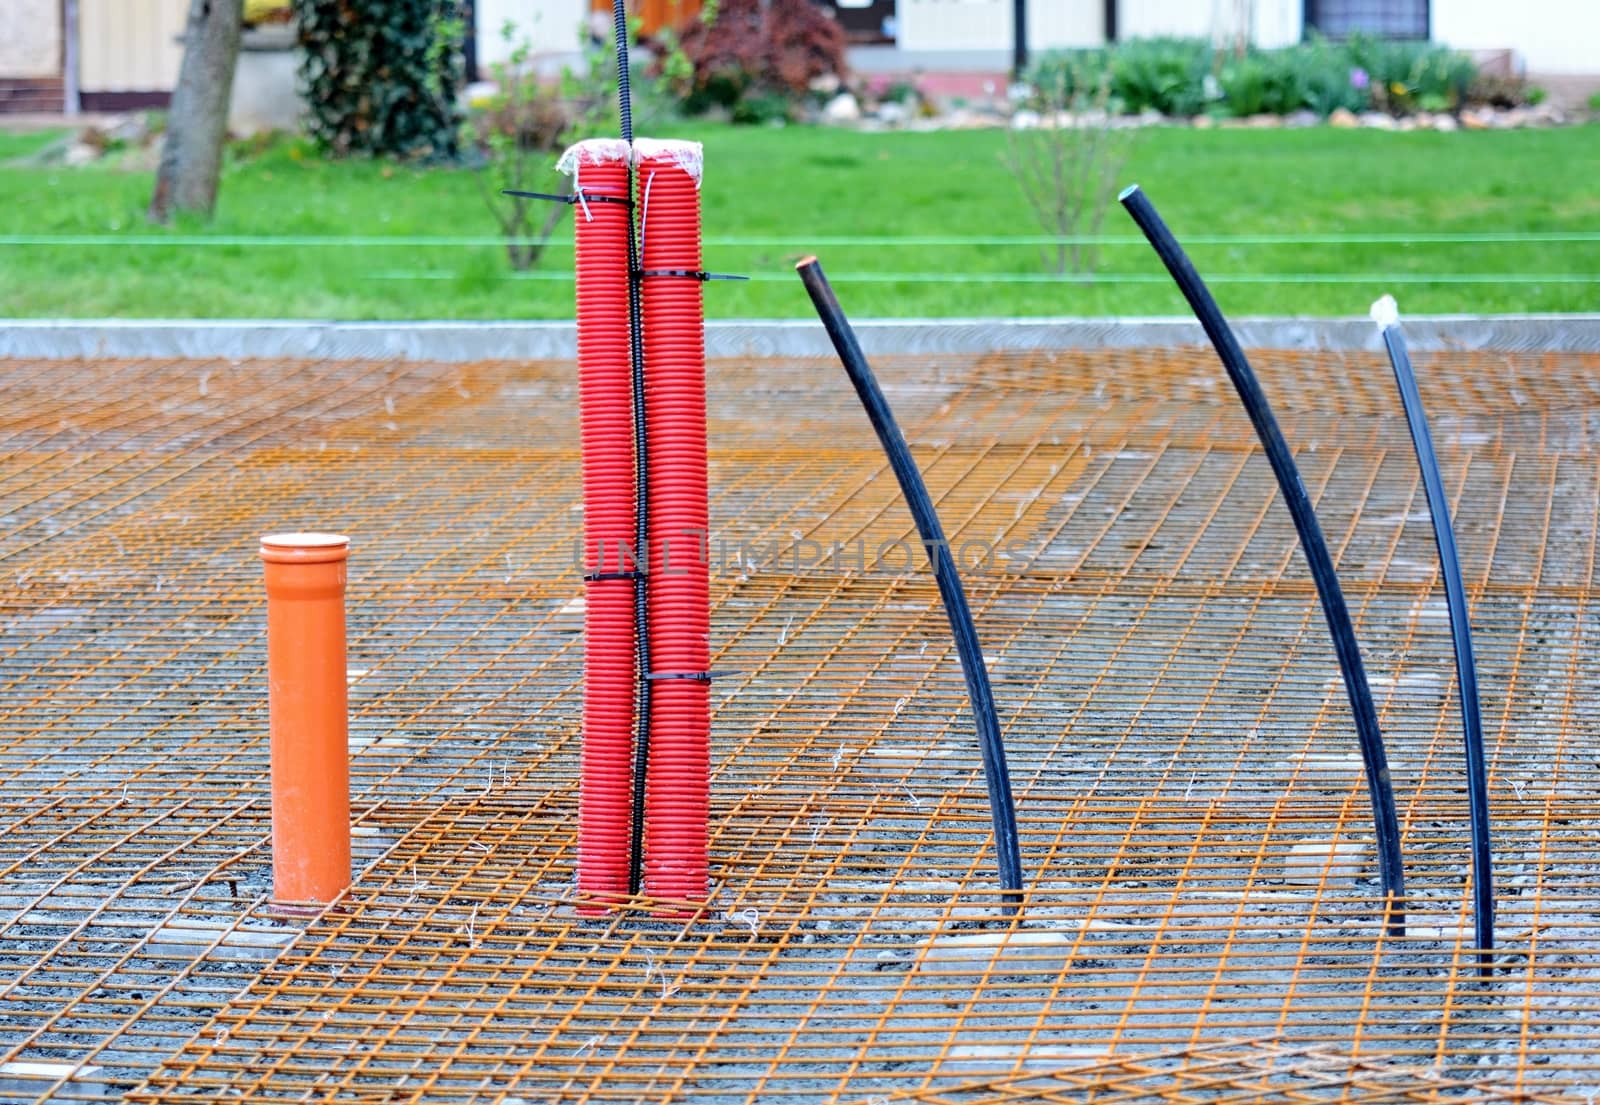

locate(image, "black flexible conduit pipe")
[[797, 257, 1025, 911], [1374, 297, 1494, 973], [1118, 185, 1407, 935], [613, 0, 654, 898]]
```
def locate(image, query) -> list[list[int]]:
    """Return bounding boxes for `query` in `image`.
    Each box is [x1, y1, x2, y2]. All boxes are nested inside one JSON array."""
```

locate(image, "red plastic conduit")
[[560, 138, 637, 906], [636, 139, 711, 909]]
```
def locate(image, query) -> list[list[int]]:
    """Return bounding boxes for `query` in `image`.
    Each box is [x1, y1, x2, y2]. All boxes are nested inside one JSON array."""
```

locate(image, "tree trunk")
[[149, 0, 244, 224]]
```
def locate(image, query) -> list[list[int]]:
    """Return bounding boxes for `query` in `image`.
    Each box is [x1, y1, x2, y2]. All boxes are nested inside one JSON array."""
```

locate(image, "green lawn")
[[0, 128, 69, 163], [1, 123, 1596, 319]]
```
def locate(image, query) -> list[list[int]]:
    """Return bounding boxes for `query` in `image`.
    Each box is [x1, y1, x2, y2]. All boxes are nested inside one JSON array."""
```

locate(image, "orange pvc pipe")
[[261, 532, 352, 904]]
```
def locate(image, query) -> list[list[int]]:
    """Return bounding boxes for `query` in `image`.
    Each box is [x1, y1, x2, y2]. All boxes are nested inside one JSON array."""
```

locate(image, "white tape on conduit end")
[[1370, 294, 1400, 331], [632, 138, 704, 188], [555, 138, 631, 176]]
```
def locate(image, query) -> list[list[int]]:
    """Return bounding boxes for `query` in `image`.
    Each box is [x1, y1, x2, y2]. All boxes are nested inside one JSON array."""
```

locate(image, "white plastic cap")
[[633, 138, 704, 188], [1370, 294, 1400, 332], [261, 533, 350, 549], [556, 138, 631, 176]]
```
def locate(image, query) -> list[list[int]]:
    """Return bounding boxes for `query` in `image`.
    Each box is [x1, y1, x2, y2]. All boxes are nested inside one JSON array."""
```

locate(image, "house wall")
[[896, 0, 1013, 52], [895, 0, 1304, 52], [1433, 0, 1600, 73], [476, 0, 592, 69], [78, 0, 187, 93], [1, 0, 63, 78], [887, 0, 1595, 74], [1115, 0, 1212, 40], [1029, 2, 1103, 50], [1249, 0, 1302, 48]]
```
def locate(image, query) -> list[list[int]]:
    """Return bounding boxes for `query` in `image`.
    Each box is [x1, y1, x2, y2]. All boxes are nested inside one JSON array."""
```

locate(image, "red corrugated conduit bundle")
[[559, 138, 636, 905], [635, 139, 710, 908]]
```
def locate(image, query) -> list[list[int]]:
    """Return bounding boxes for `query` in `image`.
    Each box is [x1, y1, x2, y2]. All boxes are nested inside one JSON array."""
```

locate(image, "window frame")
[[1302, 0, 1431, 41]]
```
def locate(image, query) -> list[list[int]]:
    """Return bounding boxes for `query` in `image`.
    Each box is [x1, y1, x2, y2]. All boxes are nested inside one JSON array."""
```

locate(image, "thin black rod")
[[1118, 184, 1407, 935], [1377, 305, 1493, 973], [614, 0, 653, 897], [796, 256, 1025, 911]]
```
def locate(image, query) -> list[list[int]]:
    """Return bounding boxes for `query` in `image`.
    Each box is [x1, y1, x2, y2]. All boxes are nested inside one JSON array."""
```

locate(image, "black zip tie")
[[645, 671, 716, 682], [582, 570, 644, 583], [636, 269, 749, 282], [501, 189, 633, 208]]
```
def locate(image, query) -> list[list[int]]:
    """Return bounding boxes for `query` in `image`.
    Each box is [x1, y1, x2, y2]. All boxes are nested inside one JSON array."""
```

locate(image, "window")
[[1304, 0, 1428, 39]]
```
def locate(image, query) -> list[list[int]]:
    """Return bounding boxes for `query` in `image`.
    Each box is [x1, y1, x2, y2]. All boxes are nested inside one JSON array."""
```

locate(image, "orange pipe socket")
[[261, 532, 352, 904]]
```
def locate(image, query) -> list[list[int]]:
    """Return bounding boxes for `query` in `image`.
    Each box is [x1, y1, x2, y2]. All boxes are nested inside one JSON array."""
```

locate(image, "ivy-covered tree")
[[292, 0, 464, 159]]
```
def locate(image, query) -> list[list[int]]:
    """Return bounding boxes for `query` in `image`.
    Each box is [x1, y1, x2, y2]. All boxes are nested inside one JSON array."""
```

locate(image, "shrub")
[[1032, 35, 1481, 121], [1345, 34, 1475, 113], [1299, 36, 1371, 116], [1218, 56, 1269, 115], [1027, 49, 1114, 109], [459, 20, 577, 272], [293, 0, 463, 159], [1006, 69, 1136, 276], [677, 0, 847, 121], [1108, 38, 1211, 117]]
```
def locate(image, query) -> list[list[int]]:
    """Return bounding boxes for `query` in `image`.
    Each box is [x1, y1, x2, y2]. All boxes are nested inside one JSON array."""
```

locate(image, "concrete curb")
[[4, 316, 1599, 361]]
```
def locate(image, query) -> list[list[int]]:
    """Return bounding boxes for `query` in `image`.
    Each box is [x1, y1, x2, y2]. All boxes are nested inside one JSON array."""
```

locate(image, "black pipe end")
[[1117, 183, 1143, 203]]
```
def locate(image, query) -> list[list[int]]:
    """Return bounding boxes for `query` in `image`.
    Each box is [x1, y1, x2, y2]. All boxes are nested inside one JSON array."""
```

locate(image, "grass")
[[0, 123, 1596, 319], [0, 128, 68, 162]]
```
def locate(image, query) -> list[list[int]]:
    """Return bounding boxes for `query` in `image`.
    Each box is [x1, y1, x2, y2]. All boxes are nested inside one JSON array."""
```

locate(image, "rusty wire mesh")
[[3, 346, 1599, 1104]]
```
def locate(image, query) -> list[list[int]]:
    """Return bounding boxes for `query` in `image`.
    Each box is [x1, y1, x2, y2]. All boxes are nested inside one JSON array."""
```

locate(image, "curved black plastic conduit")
[[613, 0, 654, 897], [797, 257, 1025, 911], [1118, 185, 1407, 935], [1374, 297, 1494, 973]]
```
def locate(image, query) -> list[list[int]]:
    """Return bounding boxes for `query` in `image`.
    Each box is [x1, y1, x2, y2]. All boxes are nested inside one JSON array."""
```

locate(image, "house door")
[[832, 0, 896, 44], [593, 0, 704, 38]]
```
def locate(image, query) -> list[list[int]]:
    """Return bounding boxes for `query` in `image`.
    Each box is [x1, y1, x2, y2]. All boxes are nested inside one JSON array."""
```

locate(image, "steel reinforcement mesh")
[[3, 345, 1599, 1104]]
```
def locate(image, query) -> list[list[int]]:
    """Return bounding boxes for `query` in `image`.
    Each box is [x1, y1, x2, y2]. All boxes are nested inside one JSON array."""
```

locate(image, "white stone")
[[1433, 114, 1459, 132], [876, 101, 909, 126], [821, 92, 861, 124], [1360, 112, 1398, 130], [63, 143, 98, 167], [1009, 109, 1041, 131]]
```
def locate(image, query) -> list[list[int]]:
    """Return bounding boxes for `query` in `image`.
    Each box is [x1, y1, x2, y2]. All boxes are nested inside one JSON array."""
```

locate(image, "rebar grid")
[[3, 347, 1599, 1103]]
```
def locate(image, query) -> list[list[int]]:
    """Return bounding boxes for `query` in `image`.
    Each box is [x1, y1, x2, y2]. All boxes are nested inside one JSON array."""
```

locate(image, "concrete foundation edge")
[[4, 316, 1599, 361]]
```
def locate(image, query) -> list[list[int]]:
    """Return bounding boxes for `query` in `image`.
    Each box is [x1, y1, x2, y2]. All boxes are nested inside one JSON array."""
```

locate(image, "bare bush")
[[1003, 72, 1135, 276]]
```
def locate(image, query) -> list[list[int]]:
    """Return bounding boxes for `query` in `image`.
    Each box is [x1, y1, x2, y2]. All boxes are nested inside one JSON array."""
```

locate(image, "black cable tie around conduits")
[[501, 189, 633, 208], [1118, 185, 1407, 937], [1373, 295, 1494, 974], [611, 0, 655, 900], [796, 256, 1025, 915], [638, 269, 750, 282]]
